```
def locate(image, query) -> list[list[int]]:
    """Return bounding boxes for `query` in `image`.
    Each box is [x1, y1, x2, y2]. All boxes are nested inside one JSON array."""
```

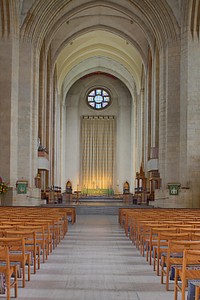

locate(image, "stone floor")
[[16, 215, 176, 300]]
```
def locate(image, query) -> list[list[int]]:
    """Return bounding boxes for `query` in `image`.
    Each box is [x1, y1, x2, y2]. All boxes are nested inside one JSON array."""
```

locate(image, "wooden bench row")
[[119, 208, 200, 300], [0, 206, 76, 300]]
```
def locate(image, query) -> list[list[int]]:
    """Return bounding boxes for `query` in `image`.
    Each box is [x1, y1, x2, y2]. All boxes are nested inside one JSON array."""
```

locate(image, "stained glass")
[[87, 88, 111, 110], [95, 95, 103, 103]]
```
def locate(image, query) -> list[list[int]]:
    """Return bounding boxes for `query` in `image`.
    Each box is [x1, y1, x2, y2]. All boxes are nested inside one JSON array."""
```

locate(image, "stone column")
[[159, 41, 181, 186], [153, 42, 182, 207], [54, 84, 61, 187], [130, 90, 137, 192], [0, 37, 19, 185], [61, 99, 67, 189], [186, 34, 200, 207], [151, 47, 159, 149]]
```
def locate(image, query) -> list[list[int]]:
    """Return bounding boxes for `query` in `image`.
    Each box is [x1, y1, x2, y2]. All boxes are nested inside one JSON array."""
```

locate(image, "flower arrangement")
[[0, 181, 9, 194]]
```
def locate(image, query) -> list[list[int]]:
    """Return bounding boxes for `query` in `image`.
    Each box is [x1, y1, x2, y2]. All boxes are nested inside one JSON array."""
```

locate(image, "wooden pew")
[[195, 284, 200, 300], [161, 240, 200, 291], [174, 249, 200, 300], [154, 232, 191, 276], [0, 237, 31, 288], [5, 230, 39, 275], [0, 245, 18, 300], [17, 225, 48, 263], [147, 227, 178, 265]]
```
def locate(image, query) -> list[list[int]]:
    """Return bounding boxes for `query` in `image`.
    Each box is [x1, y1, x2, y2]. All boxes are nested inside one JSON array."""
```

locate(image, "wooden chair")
[[17, 225, 48, 263], [191, 233, 200, 241], [147, 227, 178, 265], [0, 245, 18, 300], [0, 237, 31, 288], [174, 249, 200, 300], [180, 228, 200, 235], [18, 220, 52, 255], [161, 240, 200, 291], [136, 221, 161, 254], [138, 221, 166, 253], [5, 230, 39, 274], [66, 208, 76, 224], [154, 232, 191, 276], [30, 218, 59, 249], [195, 284, 200, 300]]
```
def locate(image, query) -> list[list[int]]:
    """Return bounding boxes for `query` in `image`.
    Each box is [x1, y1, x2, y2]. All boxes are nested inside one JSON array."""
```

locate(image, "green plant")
[[0, 182, 9, 194]]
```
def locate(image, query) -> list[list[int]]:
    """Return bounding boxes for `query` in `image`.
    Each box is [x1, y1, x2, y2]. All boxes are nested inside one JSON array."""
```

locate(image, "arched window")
[[87, 88, 111, 110]]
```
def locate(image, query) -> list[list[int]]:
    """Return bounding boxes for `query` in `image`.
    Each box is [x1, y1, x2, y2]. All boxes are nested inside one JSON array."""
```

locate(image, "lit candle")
[[139, 179, 142, 188], [135, 179, 138, 188]]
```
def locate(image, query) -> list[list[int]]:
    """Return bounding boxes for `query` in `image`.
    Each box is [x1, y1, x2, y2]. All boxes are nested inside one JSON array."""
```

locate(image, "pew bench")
[[174, 249, 200, 300], [0, 245, 19, 300], [161, 240, 200, 291]]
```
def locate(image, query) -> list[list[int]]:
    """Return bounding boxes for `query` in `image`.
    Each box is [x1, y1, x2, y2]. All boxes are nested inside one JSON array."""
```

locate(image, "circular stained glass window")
[[87, 88, 111, 110]]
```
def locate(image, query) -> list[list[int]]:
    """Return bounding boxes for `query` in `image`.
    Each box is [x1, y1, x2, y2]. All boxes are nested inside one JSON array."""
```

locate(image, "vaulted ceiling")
[[20, 0, 182, 96]]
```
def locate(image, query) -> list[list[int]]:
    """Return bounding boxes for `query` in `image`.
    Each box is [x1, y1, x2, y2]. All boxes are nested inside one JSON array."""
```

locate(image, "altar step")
[[79, 197, 123, 203], [76, 205, 120, 215], [44, 201, 151, 215]]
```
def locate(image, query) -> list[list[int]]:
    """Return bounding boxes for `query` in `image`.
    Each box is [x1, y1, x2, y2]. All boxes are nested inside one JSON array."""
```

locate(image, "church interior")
[[0, 1, 200, 299]]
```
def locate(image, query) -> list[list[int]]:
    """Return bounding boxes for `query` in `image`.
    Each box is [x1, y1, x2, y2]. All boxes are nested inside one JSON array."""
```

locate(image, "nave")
[[16, 215, 173, 300]]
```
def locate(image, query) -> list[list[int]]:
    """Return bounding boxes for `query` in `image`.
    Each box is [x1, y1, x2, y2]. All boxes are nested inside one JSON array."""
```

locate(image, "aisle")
[[17, 215, 174, 300]]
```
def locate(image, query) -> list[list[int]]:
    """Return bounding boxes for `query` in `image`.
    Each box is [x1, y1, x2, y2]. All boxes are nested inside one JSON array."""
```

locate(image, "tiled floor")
[[16, 215, 175, 300]]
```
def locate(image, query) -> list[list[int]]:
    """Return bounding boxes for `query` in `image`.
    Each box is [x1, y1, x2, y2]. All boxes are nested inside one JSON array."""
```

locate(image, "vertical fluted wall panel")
[[0, 0, 19, 38], [190, 0, 200, 38]]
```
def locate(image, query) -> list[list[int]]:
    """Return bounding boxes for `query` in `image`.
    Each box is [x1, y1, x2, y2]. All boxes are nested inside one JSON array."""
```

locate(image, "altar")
[[81, 188, 114, 196]]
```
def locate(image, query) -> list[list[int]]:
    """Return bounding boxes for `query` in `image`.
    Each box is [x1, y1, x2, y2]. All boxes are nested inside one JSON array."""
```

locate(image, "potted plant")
[[0, 177, 10, 204]]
